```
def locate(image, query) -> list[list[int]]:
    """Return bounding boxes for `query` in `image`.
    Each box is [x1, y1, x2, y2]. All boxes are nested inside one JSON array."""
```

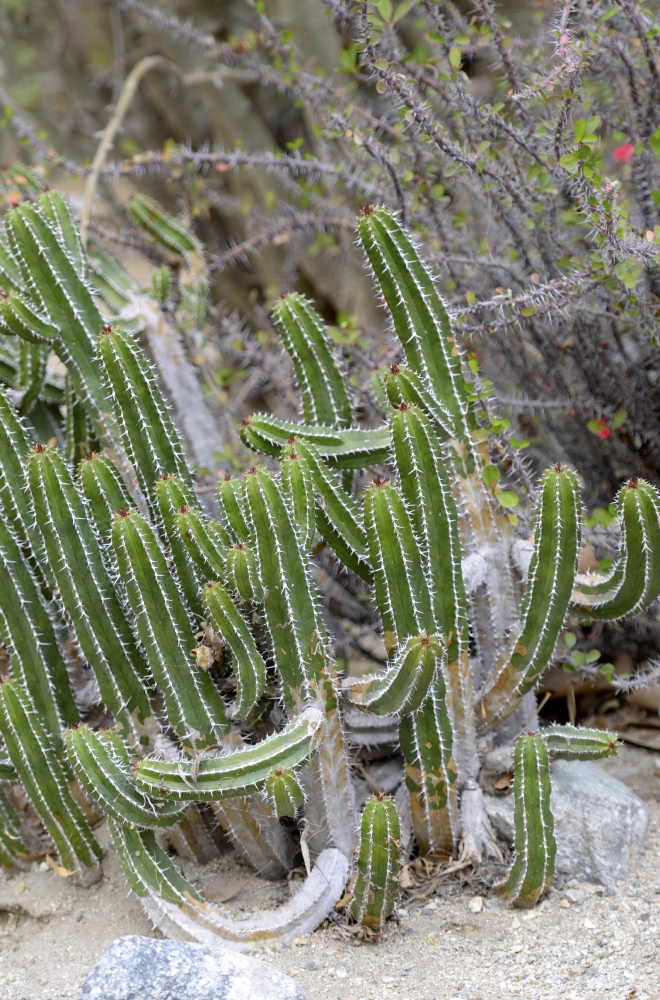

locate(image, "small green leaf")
[[574, 118, 586, 143], [599, 662, 614, 682], [482, 464, 500, 489], [650, 127, 660, 158], [585, 649, 601, 664], [564, 632, 577, 649], [611, 409, 627, 430], [448, 47, 462, 69], [497, 491, 519, 508]]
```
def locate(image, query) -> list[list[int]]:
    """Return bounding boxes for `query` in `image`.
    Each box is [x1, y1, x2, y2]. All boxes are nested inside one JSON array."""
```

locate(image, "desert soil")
[[1, 745, 660, 1000]]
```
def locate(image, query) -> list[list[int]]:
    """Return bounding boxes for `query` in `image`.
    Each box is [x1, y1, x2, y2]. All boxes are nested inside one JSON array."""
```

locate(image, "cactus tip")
[[178, 505, 188, 514], [34, 443, 46, 454], [100, 325, 113, 336], [372, 476, 385, 488], [361, 204, 374, 216], [553, 463, 564, 473], [388, 364, 400, 375], [628, 476, 639, 488], [241, 417, 251, 427], [117, 507, 131, 518]]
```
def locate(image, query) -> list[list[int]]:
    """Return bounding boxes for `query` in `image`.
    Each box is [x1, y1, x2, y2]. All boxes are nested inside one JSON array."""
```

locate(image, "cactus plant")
[[0, 187, 650, 951], [349, 793, 401, 932]]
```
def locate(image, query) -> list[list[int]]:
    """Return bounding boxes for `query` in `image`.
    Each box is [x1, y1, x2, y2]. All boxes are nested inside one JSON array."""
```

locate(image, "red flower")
[[613, 142, 634, 163], [597, 417, 611, 439]]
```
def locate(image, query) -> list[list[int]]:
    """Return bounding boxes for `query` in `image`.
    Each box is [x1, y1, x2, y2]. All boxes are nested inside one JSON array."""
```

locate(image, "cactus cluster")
[[0, 180, 654, 944]]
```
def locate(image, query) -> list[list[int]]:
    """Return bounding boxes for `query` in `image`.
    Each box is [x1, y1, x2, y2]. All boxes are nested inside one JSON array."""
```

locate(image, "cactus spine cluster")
[[0, 183, 650, 943]]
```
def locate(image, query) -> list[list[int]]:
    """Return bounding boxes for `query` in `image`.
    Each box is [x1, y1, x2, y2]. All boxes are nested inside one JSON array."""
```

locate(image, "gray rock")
[[565, 888, 585, 904], [484, 759, 648, 886], [79, 935, 305, 1000]]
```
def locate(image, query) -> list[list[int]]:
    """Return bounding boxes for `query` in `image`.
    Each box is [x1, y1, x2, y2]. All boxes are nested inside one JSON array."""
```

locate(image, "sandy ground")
[[1, 745, 660, 1000]]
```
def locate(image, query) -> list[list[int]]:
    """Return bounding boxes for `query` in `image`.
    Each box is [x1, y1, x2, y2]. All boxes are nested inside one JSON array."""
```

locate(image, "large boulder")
[[484, 759, 648, 885], [80, 935, 305, 1000]]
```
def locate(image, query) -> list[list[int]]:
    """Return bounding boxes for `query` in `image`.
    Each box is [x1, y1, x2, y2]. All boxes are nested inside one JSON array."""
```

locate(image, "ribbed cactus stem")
[[98, 325, 193, 499], [66, 726, 187, 828], [0, 679, 101, 874], [350, 794, 401, 929], [201, 581, 266, 719], [0, 789, 24, 867], [505, 733, 555, 908], [28, 445, 152, 738], [112, 507, 228, 750], [135, 707, 323, 801], [573, 477, 660, 618], [264, 766, 305, 819], [272, 293, 352, 429], [479, 465, 581, 729]]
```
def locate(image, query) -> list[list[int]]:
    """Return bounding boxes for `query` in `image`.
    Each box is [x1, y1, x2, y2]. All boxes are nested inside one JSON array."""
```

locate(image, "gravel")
[[0, 745, 659, 1000]]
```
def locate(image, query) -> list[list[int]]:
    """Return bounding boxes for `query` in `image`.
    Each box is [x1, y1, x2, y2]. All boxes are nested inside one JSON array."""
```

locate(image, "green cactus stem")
[[541, 724, 620, 760], [350, 794, 401, 929], [288, 437, 371, 582], [111, 507, 228, 749], [399, 677, 459, 858], [573, 478, 660, 619], [225, 542, 263, 603], [280, 443, 316, 551], [265, 766, 305, 819], [134, 706, 323, 802], [0, 679, 101, 874], [505, 733, 556, 909], [272, 293, 352, 429], [344, 633, 441, 716], [201, 581, 267, 719], [0, 789, 24, 867], [66, 726, 187, 828], [174, 504, 229, 583], [479, 465, 581, 729], [216, 473, 252, 545], [28, 444, 152, 737], [240, 414, 391, 469]]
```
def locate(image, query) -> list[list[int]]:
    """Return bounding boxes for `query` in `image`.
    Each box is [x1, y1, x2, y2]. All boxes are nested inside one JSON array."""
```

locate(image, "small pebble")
[[304, 960, 317, 971], [484, 899, 500, 911], [565, 888, 585, 904], [420, 906, 434, 915], [468, 897, 484, 914], [399, 969, 409, 977]]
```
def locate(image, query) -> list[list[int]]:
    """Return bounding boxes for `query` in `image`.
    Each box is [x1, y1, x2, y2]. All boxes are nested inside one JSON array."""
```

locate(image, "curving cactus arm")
[[478, 466, 581, 729], [66, 726, 187, 828], [134, 706, 323, 802], [110, 815, 348, 951], [241, 414, 391, 469], [343, 633, 441, 716], [573, 477, 660, 618]]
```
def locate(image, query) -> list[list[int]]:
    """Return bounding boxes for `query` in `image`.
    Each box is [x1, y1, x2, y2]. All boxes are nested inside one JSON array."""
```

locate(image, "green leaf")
[[650, 127, 660, 158], [497, 491, 519, 508], [448, 47, 462, 70], [482, 464, 500, 489], [574, 118, 586, 143]]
